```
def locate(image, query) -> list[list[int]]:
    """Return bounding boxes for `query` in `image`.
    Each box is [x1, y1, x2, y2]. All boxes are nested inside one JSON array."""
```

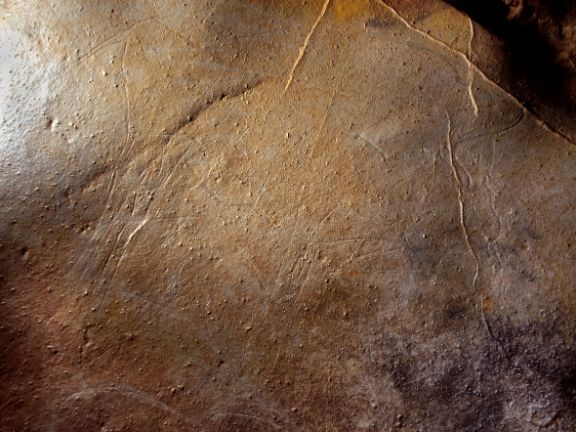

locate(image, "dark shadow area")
[[447, 0, 576, 140], [447, 0, 572, 108]]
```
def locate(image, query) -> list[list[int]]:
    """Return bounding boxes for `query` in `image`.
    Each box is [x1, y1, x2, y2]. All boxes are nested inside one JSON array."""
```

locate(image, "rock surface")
[[1, 1, 576, 431]]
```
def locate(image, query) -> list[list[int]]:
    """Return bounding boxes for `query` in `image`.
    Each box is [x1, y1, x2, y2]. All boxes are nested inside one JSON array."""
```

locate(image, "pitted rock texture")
[[1, 1, 576, 431]]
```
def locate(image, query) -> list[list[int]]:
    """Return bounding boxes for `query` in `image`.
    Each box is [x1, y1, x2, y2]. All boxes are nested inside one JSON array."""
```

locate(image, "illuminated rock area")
[[1, 1, 576, 431]]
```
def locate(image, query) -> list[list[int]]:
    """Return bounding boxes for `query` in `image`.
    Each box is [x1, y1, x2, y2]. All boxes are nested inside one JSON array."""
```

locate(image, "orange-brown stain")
[[334, 0, 371, 22]]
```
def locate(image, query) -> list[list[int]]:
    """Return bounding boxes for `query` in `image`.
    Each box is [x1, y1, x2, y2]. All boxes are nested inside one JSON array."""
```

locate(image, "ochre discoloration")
[[334, 0, 371, 22]]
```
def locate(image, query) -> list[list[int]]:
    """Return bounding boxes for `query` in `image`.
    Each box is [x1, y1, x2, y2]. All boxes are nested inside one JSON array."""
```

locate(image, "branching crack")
[[445, 112, 480, 288], [446, 113, 510, 359]]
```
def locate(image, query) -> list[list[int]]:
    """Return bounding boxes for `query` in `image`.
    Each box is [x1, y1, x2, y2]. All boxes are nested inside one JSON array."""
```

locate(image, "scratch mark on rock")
[[58, 384, 197, 430], [160, 148, 189, 188], [116, 218, 149, 267], [480, 297, 511, 362], [212, 412, 283, 430], [355, 132, 386, 159], [295, 205, 340, 297], [274, 207, 302, 291], [303, 90, 336, 162], [249, 175, 270, 217], [283, 0, 331, 94], [75, 18, 150, 64], [165, 80, 263, 140], [120, 38, 135, 158]]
